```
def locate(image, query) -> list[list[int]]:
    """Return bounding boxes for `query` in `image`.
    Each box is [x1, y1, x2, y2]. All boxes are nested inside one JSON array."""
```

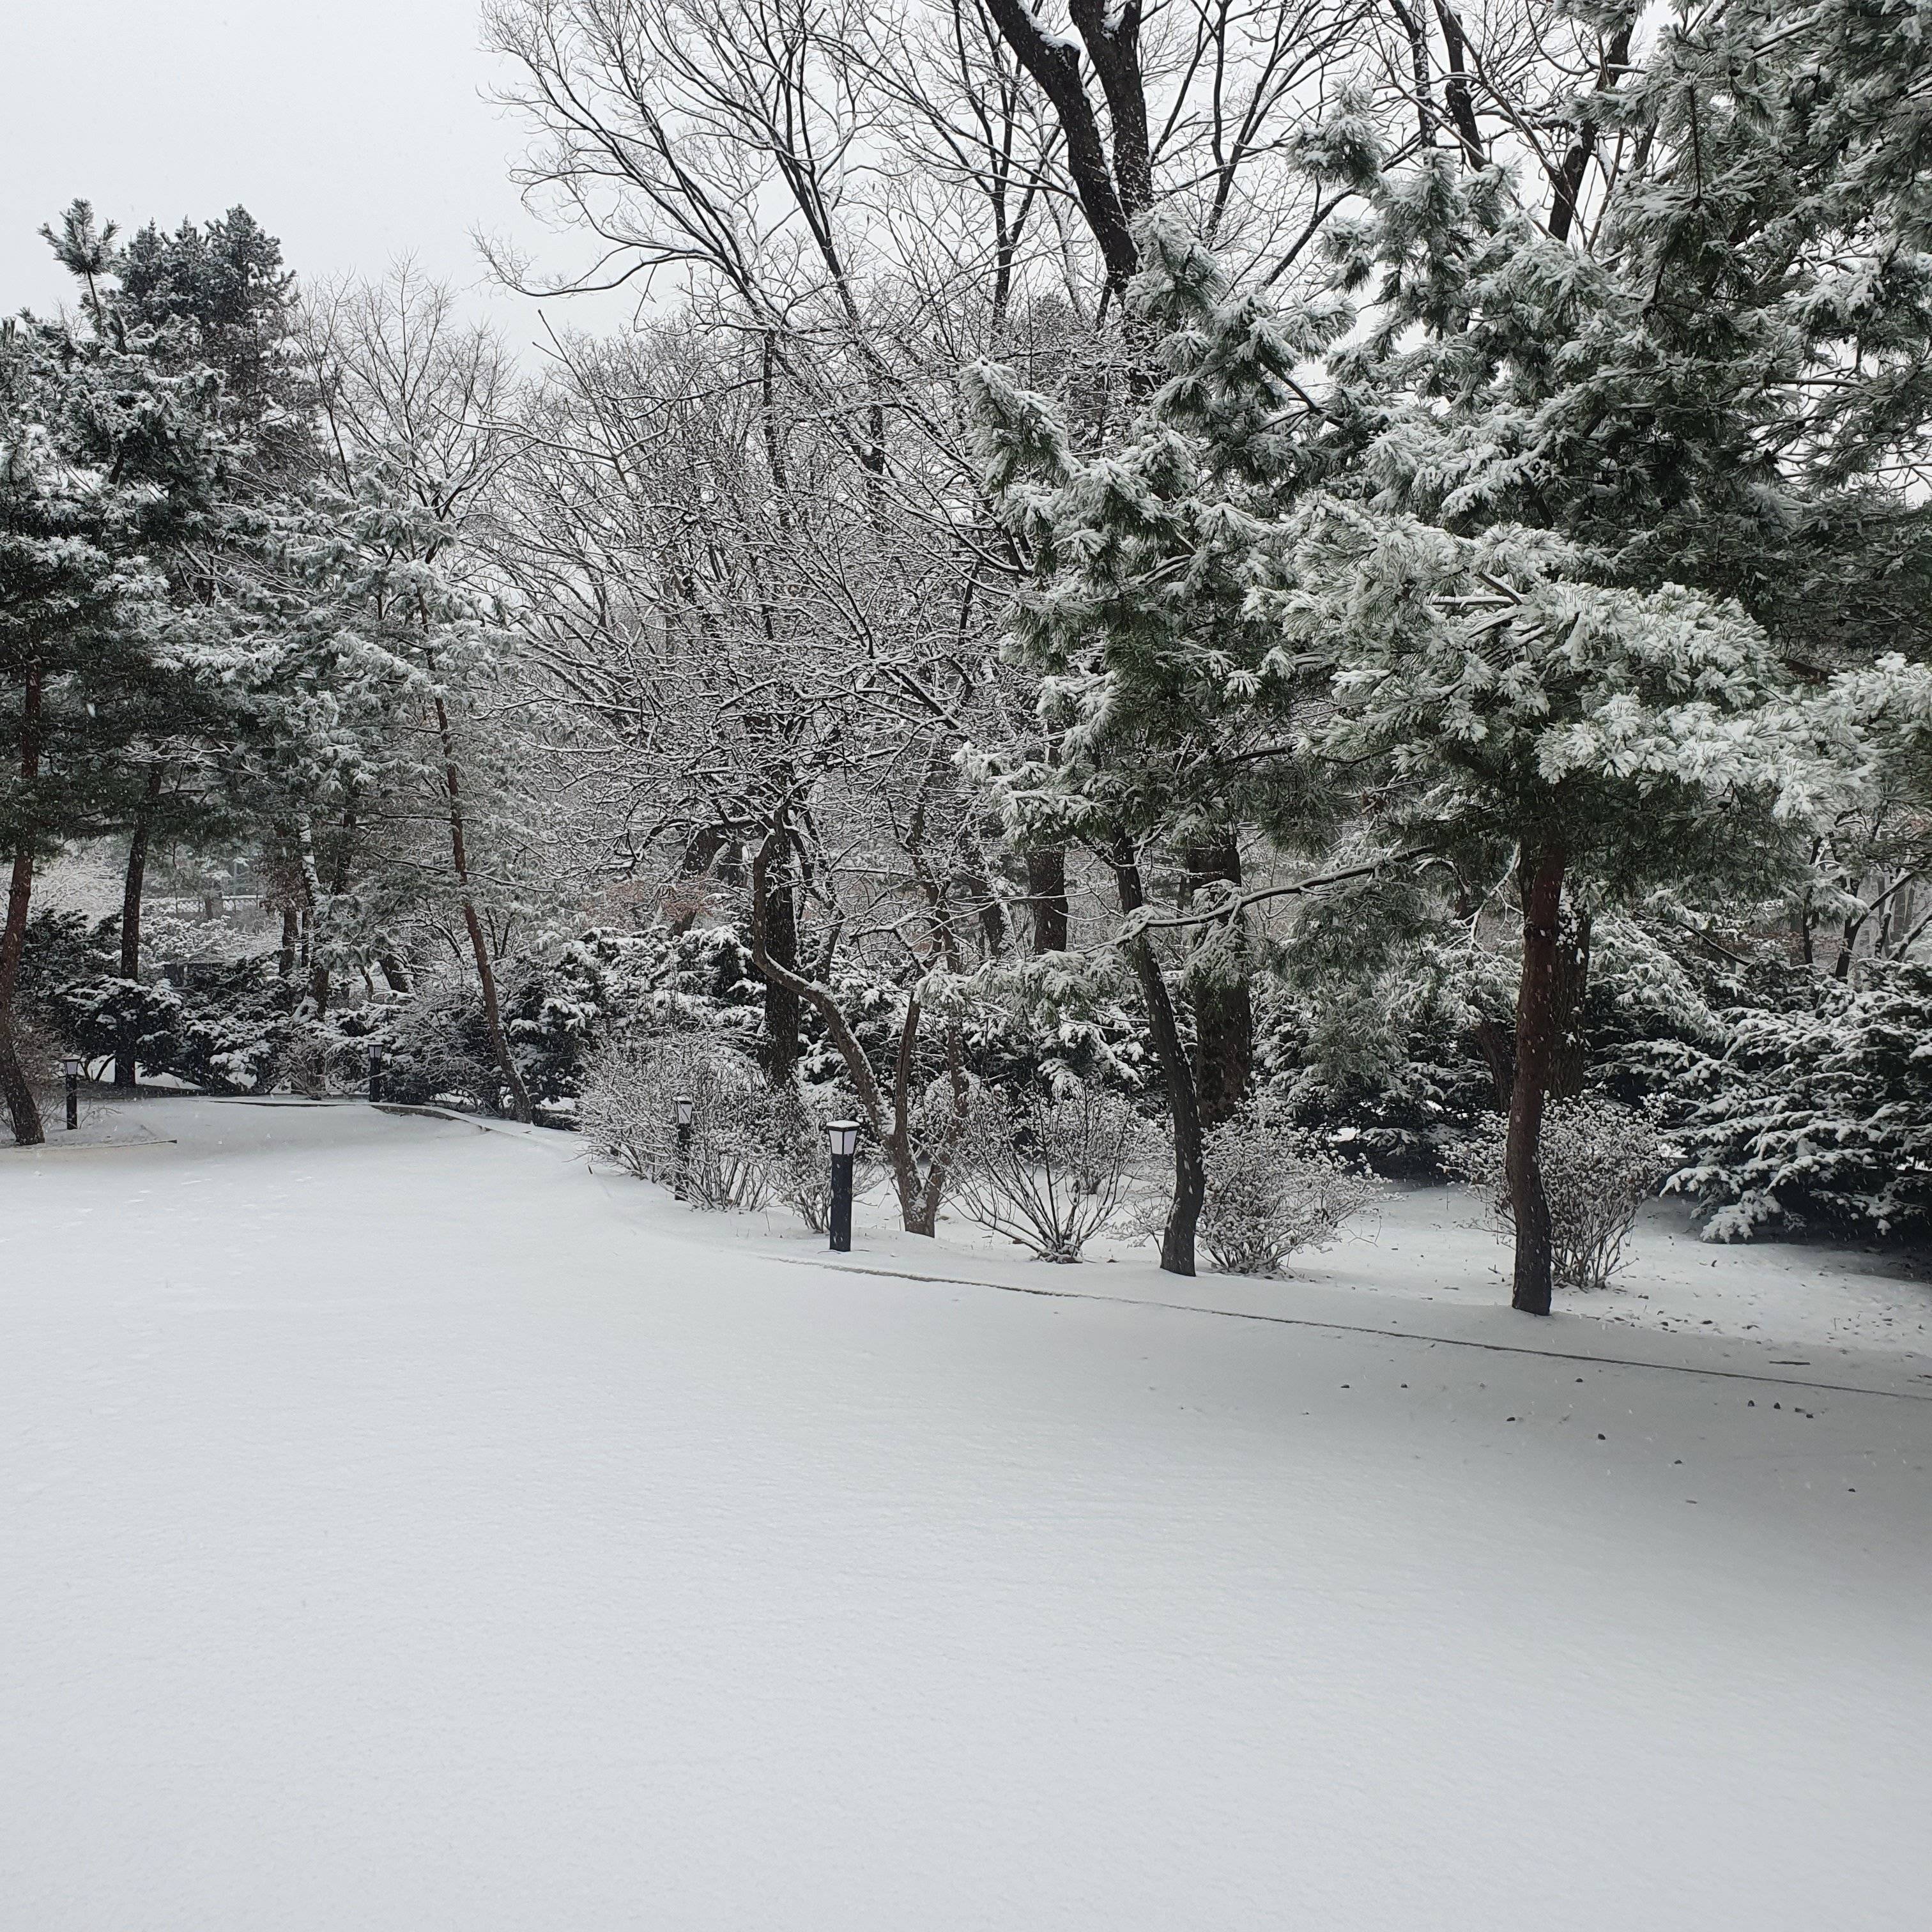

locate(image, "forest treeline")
[[6, 0, 1932, 1304]]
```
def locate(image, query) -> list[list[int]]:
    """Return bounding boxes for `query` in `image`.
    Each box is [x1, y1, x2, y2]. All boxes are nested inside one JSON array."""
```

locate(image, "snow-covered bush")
[[15, 910, 114, 1007], [40, 944, 300, 1095], [1448, 1099, 1669, 1291], [1259, 993, 1495, 1178], [42, 974, 185, 1079], [578, 1033, 773, 1210], [369, 984, 503, 1110], [1257, 914, 1738, 1180], [280, 1009, 390, 1098], [747, 1082, 880, 1232], [951, 1080, 1156, 1261], [1644, 963, 1932, 1241], [504, 924, 769, 1100], [1195, 1112, 1381, 1276]]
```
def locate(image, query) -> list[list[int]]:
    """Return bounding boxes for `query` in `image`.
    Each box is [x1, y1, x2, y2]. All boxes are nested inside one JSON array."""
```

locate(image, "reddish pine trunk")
[[1506, 843, 1567, 1315]]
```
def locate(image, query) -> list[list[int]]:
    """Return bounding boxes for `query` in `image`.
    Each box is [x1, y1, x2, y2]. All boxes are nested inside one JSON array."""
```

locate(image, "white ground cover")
[[4, 1098, 1930, 1929]]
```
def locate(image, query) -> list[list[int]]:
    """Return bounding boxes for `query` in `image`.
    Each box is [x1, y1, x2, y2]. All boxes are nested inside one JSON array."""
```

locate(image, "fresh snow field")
[[5, 1098, 1931, 1930]]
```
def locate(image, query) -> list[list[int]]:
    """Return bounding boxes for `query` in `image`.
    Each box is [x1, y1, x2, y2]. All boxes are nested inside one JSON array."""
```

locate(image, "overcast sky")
[[3, 0, 627, 348]]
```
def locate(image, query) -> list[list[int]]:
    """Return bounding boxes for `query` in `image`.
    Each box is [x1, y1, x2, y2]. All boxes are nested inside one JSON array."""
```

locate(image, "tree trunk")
[[887, 985, 939, 1235], [1026, 847, 1070, 953], [1468, 1018, 1514, 1112], [277, 907, 300, 979], [114, 763, 165, 1089], [1549, 908, 1593, 1101], [962, 825, 1009, 962], [1184, 841, 1252, 1129], [1115, 839, 1202, 1276], [982, 0, 1142, 295], [747, 832, 965, 1236], [1390, 0, 1436, 151], [760, 873, 802, 1084], [434, 694, 532, 1123], [378, 951, 411, 996], [1432, 1, 1483, 167], [296, 815, 331, 1016], [1506, 843, 1567, 1315], [1546, 24, 1633, 245], [461, 898, 529, 1120], [1, 664, 46, 1146]]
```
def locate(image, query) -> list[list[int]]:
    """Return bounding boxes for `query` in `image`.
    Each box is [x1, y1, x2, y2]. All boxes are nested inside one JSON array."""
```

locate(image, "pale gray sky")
[[3, 0, 625, 347]]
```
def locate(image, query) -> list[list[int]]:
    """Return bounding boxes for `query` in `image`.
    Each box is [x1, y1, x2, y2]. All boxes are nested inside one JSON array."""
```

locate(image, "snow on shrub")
[[951, 1080, 1156, 1262], [1256, 965, 1501, 1176], [1643, 963, 1932, 1241], [1193, 1110, 1381, 1276], [280, 1013, 390, 1099], [1447, 1098, 1669, 1291], [753, 1082, 881, 1232], [579, 1033, 774, 1209]]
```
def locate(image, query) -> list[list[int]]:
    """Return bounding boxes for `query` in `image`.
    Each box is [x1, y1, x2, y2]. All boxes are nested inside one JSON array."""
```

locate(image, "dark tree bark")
[[760, 329, 792, 536], [973, 887, 1009, 962], [0, 664, 46, 1145], [113, 763, 165, 1089], [1432, 3, 1483, 167], [962, 825, 1010, 962], [1468, 1018, 1515, 1112], [1114, 838, 1202, 1276], [1549, 908, 1593, 1100], [277, 906, 300, 979], [1505, 843, 1567, 1315], [759, 871, 802, 1084], [303, 801, 358, 1023], [666, 825, 732, 934], [1184, 841, 1253, 1130], [1068, 0, 1153, 213], [748, 834, 969, 1235], [1547, 22, 1634, 244], [1390, 0, 1436, 151], [1025, 847, 1070, 953], [433, 693, 533, 1123], [982, 0, 1146, 295]]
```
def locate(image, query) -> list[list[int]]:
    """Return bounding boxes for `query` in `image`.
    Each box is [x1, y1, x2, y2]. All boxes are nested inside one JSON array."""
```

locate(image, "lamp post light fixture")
[[825, 1119, 860, 1253], [673, 1094, 694, 1200], [367, 1043, 385, 1107], [62, 1057, 81, 1131]]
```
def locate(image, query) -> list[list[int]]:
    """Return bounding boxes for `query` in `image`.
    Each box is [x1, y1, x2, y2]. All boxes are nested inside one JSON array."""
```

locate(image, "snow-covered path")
[[4, 1101, 1929, 1930]]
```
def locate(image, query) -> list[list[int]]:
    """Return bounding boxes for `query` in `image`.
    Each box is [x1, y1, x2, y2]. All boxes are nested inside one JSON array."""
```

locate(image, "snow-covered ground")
[[691, 1157, 1932, 1365], [4, 1098, 1930, 1929]]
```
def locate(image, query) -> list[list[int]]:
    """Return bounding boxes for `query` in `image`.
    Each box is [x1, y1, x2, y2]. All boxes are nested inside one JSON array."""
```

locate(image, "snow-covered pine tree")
[[41, 201, 316, 1087], [1269, 502, 1830, 1311], [0, 316, 230, 1141], [1255, 1, 1932, 1305], [968, 208, 1367, 1275]]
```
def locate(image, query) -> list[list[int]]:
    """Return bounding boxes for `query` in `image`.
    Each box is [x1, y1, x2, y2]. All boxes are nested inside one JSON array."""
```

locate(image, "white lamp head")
[[675, 1094, 694, 1128], [826, 1120, 861, 1159], [62, 1057, 81, 1079]]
